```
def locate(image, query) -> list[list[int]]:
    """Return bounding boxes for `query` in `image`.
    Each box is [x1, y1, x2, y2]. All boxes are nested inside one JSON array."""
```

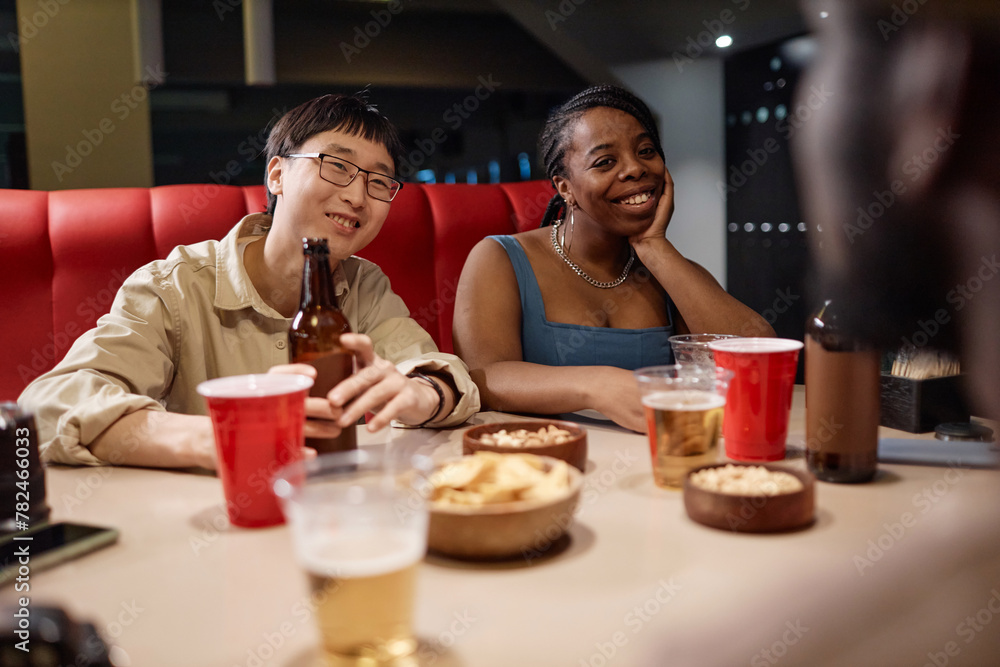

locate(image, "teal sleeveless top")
[[491, 235, 675, 370]]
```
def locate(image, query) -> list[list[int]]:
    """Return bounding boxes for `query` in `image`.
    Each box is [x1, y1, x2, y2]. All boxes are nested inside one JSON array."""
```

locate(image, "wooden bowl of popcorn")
[[462, 420, 588, 472], [427, 452, 584, 560], [682, 463, 815, 533]]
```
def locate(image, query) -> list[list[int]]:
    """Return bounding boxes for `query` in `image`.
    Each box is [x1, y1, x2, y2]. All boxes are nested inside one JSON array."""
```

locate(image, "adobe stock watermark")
[[417, 610, 477, 666], [724, 436, 833, 528], [101, 599, 145, 645], [725, 417, 841, 531], [718, 85, 833, 198], [853, 463, 966, 575], [60, 411, 166, 513], [236, 577, 343, 667], [547, 265, 657, 362], [717, 137, 782, 199], [411, 277, 459, 341], [59, 467, 113, 514], [886, 253, 999, 352], [775, 84, 834, 141], [179, 106, 287, 224], [396, 74, 502, 179], [190, 453, 295, 556], [521, 448, 640, 562], [507, 189, 557, 229], [673, 0, 752, 72], [51, 64, 168, 182], [5, 0, 71, 54], [578, 579, 682, 667], [734, 287, 800, 338], [921, 589, 1000, 667], [545, 0, 590, 31], [213, 0, 241, 21], [878, 0, 929, 41], [339, 0, 408, 63], [17, 267, 133, 386], [750, 619, 810, 666], [51, 598, 145, 663], [844, 126, 959, 243]]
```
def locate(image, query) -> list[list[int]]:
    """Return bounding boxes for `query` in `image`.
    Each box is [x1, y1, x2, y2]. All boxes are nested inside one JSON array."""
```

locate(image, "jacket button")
[[276, 339, 286, 350]]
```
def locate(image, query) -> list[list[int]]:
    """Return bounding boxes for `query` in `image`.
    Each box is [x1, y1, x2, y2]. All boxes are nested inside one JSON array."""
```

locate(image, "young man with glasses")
[[20, 93, 479, 469]]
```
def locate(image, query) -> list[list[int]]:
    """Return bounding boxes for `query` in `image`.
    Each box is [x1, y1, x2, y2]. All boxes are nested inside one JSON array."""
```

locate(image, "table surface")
[[5, 387, 999, 666]]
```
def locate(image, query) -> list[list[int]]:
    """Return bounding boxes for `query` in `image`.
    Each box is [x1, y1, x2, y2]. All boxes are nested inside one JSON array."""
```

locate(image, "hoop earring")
[[561, 203, 575, 253]]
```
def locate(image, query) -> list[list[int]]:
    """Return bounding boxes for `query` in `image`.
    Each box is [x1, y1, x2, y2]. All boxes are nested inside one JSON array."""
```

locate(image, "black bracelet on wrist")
[[406, 371, 445, 427]]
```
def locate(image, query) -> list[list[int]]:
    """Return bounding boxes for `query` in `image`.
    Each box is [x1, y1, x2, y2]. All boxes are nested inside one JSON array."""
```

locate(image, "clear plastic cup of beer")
[[668, 333, 741, 368], [273, 449, 432, 665], [634, 365, 734, 489]]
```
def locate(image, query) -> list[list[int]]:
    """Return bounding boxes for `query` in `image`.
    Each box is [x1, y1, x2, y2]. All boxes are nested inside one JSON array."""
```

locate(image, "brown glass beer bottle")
[[805, 299, 880, 482], [289, 238, 357, 453]]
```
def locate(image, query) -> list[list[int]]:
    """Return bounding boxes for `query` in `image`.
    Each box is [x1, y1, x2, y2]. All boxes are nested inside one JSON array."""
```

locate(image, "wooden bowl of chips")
[[427, 452, 584, 560], [462, 420, 588, 472], [683, 463, 815, 533]]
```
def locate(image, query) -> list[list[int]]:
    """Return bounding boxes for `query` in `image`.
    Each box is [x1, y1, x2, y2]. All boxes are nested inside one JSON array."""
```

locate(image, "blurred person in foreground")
[[19, 93, 479, 469], [651, 1, 1000, 665], [453, 85, 773, 433]]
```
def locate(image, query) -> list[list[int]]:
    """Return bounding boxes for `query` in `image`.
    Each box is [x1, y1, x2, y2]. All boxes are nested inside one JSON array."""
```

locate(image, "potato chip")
[[431, 451, 571, 507], [432, 455, 486, 489], [520, 460, 570, 501]]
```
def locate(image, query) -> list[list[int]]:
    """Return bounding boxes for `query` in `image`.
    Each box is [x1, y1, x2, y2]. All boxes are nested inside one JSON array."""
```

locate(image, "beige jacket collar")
[[213, 213, 351, 317]]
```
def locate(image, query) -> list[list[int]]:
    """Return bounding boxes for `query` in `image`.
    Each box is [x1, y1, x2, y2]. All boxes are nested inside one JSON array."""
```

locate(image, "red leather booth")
[[0, 180, 555, 400]]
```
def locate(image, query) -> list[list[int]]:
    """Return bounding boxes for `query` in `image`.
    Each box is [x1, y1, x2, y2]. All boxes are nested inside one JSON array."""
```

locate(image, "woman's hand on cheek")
[[630, 170, 675, 248]]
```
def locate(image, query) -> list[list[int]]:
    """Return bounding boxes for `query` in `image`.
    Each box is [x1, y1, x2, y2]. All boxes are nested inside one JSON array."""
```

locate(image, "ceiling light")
[[819, 11, 829, 18], [716, 35, 733, 48]]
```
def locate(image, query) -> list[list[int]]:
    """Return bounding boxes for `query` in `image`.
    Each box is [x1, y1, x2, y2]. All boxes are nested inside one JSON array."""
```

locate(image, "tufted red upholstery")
[[0, 181, 555, 399]]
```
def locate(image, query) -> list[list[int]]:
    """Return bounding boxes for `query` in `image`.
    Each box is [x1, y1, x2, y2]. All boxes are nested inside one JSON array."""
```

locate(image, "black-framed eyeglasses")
[[283, 153, 403, 202]]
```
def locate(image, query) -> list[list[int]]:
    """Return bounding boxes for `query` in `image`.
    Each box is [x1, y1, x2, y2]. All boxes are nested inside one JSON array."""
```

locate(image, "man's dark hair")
[[263, 92, 405, 215], [537, 84, 664, 227]]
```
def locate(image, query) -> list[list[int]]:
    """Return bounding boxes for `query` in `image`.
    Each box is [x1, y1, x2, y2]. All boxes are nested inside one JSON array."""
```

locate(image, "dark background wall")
[[724, 35, 819, 380], [151, 1, 587, 188], [2, 0, 821, 334], [0, 1, 26, 189]]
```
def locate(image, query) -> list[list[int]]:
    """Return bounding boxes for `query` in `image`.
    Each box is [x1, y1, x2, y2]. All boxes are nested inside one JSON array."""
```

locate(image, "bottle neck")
[[299, 250, 339, 311], [808, 299, 873, 352]]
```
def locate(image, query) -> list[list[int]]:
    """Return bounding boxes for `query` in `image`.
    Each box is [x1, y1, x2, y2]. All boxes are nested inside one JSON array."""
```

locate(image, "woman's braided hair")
[[537, 84, 664, 227]]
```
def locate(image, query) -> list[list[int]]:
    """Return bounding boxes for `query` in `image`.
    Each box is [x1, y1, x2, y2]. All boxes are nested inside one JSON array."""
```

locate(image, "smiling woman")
[[452, 84, 773, 433]]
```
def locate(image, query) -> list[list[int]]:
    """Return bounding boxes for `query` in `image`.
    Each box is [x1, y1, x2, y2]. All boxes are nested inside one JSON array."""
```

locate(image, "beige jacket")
[[19, 214, 479, 465]]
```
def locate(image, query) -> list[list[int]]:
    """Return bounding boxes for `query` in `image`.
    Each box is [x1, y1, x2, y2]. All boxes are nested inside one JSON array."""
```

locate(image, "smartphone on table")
[[0, 522, 119, 586]]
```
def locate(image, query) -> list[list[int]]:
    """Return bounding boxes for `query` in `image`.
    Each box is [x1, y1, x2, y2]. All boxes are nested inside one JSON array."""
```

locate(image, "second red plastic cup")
[[708, 338, 803, 462]]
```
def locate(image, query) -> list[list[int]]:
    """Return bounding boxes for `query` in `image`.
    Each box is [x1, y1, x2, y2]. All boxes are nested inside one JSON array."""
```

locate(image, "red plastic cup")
[[708, 338, 803, 462], [197, 374, 314, 528]]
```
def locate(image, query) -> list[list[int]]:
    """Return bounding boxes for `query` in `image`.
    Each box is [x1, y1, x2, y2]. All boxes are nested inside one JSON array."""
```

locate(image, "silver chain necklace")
[[550, 219, 634, 289]]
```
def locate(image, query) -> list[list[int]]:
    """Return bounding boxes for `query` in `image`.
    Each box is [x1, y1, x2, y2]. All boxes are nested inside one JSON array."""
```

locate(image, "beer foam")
[[197, 373, 313, 398], [642, 390, 726, 411], [297, 528, 424, 579]]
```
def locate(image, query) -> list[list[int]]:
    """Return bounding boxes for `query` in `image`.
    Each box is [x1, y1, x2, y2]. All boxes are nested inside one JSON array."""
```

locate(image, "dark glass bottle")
[[288, 238, 356, 453], [805, 299, 880, 483], [1, 403, 50, 532]]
